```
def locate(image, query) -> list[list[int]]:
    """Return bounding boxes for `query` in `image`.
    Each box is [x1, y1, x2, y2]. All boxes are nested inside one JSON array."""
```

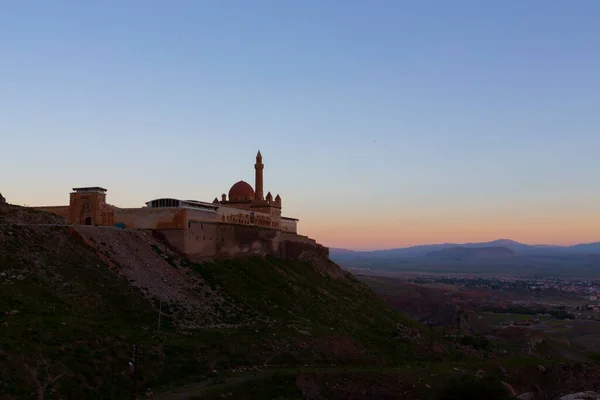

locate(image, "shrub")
[[434, 375, 514, 400]]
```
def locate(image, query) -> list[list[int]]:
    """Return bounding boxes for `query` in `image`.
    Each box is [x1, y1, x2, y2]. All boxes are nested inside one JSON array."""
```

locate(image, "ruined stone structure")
[[33, 152, 327, 260]]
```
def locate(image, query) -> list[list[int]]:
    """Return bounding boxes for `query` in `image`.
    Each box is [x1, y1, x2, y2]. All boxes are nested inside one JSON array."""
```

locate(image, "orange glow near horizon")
[[6, 190, 600, 252], [301, 210, 600, 251]]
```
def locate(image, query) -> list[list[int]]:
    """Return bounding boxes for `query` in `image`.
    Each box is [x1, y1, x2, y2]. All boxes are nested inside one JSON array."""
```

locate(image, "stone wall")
[[157, 221, 327, 262], [280, 218, 298, 233], [186, 208, 219, 223], [32, 205, 71, 219], [215, 205, 275, 228], [181, 221, 280, 259], [216, 223, 280, 258], [182, 221, 219, 258], [115, 207, 188, 229], [279, 232, 329, 260]]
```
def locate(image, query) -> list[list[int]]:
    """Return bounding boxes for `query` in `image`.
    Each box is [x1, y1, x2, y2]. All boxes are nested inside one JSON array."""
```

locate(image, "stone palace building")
[[34, 152, 327, 260]]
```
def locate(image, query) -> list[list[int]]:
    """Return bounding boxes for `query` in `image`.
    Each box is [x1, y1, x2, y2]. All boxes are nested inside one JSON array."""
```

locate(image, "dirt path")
[[154, 366, 408, 400], [155, 371, 274, 400]]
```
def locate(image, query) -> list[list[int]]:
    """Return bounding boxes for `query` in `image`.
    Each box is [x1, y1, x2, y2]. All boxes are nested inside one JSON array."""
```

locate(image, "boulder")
[[537, 364, 546, 374], [502, 382, 517, 397], [559, 392, 600, 400], [517, 393, 535, 400]]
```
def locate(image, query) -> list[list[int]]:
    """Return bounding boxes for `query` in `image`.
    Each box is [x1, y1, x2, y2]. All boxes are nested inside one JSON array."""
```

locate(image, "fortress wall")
[[216, 205, 255, 217], [216, 223, 280, 258], [163, 221, 328, 262], [177, 222, 280, 260], [182, 221, 220, 258], [280, 232, 317, 245], [115, 208, 188, 229], [279, 232, 329, 260], [217, 205, 271, 220], [33, 205, 70, 219], [186, 208, 219, 223], [155, 229, 187, 255], [280, 218, 298, 233]]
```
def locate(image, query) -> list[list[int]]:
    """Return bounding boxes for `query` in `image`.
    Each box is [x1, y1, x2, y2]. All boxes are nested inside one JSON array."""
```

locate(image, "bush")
[[434, 375, 514, 400], [458, 334, 492, 350]]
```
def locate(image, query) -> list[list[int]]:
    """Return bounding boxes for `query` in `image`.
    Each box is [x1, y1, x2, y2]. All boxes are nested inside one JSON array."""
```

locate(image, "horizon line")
[[330, 238, 600, 252]]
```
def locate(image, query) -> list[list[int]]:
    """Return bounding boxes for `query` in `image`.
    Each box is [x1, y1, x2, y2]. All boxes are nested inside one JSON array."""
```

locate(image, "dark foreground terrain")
[[2, 204, 600, 399]]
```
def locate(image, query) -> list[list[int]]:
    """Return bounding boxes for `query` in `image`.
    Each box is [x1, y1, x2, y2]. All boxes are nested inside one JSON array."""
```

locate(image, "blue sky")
[[1, 1, 599, 249]]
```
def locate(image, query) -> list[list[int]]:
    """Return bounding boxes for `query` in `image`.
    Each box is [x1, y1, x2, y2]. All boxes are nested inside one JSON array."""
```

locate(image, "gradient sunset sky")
[[2, 1, 599, 250]]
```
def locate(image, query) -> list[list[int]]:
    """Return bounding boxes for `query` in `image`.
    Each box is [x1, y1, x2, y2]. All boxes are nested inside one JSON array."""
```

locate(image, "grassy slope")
[[0, 207, 437, 399]]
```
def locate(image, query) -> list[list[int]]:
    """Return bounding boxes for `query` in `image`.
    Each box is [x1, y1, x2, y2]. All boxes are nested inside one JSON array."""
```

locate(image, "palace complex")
[[34, 152, 327, 260]]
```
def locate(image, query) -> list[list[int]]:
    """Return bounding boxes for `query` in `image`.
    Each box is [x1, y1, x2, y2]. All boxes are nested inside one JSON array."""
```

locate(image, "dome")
[[228, 180, 255, 201]]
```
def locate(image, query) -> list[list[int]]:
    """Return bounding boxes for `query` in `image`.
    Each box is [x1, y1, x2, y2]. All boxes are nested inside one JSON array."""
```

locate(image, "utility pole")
[[158, 298, 162, 332], [428, 322, 434, 350]]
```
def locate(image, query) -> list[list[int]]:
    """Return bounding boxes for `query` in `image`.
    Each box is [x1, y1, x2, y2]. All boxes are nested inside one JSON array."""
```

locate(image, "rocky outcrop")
[[559, 392, 600, 400], [279, 232, 329, 261], [517, 393, 535, 400], [527, 331, 545, 356], [502, 382, 518, 397], [0, 192, 5, 205]]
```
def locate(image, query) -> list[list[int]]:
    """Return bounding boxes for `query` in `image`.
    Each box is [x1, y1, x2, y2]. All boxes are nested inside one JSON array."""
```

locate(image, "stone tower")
[[254, 150, 264, 201], [69, 187, 115, 226]]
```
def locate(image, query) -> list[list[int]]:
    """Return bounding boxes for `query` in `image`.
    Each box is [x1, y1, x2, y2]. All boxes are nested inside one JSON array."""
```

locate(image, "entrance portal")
[[84, 217, 92, 225]]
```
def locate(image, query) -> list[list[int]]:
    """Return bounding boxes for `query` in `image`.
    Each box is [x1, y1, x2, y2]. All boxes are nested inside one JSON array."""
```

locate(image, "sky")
[[1, 1, 599, 250]]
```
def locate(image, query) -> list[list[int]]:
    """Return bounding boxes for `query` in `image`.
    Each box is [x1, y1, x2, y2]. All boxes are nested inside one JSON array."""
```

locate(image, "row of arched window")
[[219, 213, 280, 228]]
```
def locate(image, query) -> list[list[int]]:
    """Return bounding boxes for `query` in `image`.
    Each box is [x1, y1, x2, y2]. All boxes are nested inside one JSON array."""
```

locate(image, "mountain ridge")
[[422, 246, 516, 260], [331, 239, 600, 258]]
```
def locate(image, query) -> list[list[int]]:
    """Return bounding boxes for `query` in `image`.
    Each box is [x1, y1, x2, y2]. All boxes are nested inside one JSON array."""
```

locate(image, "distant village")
[[368, 271, 600, 320]]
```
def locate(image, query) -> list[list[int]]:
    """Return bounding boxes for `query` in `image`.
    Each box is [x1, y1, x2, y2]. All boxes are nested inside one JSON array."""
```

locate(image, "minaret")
[[254, 150, 264, 201]]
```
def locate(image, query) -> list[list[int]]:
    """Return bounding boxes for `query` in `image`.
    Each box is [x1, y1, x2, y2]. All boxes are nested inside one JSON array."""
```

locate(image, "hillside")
[[0, 204, 445, 399], [4, 204, 600, 399]]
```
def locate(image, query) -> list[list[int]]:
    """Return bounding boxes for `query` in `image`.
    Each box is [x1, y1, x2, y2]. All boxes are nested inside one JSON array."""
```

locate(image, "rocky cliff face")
[[279, 237, 329, 261], [0, 192, 6, 205]]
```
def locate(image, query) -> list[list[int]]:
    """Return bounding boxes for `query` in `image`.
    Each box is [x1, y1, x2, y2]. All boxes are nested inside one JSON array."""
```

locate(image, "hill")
[[0, 204, 444, 399], [4, 204, 600, 398]]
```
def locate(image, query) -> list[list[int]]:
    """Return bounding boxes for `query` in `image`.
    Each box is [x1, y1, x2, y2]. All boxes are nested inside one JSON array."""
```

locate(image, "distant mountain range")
[[424, 246, 516, 260], [331, 239, 600, 260]]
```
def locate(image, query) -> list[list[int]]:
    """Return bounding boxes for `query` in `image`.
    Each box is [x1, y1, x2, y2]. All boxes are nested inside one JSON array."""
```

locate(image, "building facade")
[[33, 152, 325, 260]]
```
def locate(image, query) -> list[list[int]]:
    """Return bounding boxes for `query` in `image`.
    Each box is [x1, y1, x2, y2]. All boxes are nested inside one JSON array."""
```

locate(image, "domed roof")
[[228, 180, 255, 201]]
